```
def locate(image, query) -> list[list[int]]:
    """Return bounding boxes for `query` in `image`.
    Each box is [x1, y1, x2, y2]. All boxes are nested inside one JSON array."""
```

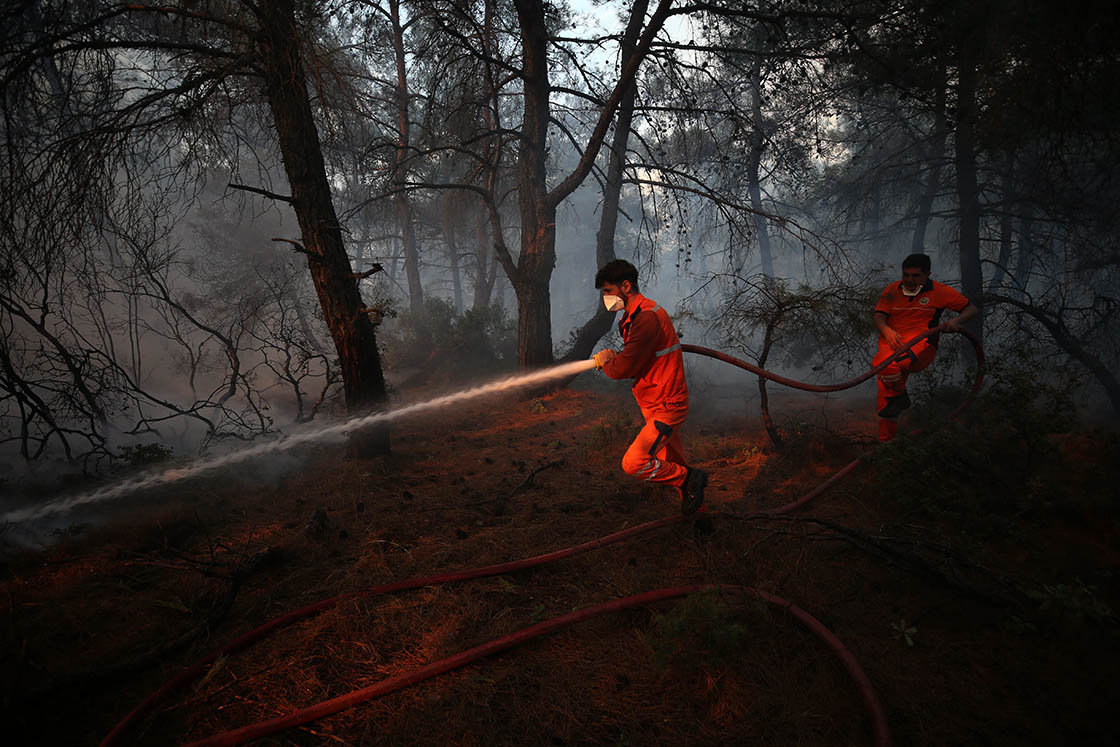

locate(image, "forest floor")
[[2, 369, 1119, 746]]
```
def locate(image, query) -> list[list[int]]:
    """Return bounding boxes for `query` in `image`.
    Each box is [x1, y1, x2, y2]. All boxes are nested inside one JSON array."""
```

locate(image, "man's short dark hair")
[[595, 259, 640, 290], [902, 253, 931, 273]]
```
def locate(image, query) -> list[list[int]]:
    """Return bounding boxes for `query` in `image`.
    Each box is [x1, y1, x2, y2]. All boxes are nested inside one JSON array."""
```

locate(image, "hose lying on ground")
[[104, 327, 982, 747], [183, 586, 889, 747]]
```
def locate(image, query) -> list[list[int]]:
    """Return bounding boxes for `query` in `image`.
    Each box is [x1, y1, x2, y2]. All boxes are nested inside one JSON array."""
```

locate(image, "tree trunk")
[[511, 0, 557, 367], [911, 68, 947, 255], [747, 56, 774, 277], [473, 216, 497, 309], [506, 0, 672, 368], [442, 203, 465, 314], [758, 316, 782, 447], [560, 0, 649, 362], [954, 47, 984, 346], [987, 295, 1120, 415], [256, 0, 389, 456], [1013, 209, 1033, 298], [391, 0, 424, 314], [987, 157, 1015, 292]]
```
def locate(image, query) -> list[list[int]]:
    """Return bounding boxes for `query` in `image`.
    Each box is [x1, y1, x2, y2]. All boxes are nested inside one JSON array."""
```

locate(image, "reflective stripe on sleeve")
[[656, 342, 681, 357]]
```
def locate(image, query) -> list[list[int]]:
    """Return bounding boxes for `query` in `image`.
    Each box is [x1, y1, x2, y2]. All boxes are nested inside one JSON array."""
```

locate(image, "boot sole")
[[682, 470, 708, 515]]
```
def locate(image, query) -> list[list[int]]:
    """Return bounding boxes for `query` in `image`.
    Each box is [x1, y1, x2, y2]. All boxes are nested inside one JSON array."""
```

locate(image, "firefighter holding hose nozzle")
[[873, 253, 979, 442], [591, 260, 708, 514]]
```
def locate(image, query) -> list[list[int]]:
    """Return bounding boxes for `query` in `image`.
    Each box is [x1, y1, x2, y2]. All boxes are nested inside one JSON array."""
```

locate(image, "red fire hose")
[[104, 327, 982, 747], [182, 586, 888, 747], [101, 515, 688, 746], [682, 324, 983, 398], [685, 326, 984, 516]]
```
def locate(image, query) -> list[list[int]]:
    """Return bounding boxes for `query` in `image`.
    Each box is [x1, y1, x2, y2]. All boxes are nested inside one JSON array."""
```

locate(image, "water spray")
[[3, 358, 597, 524]]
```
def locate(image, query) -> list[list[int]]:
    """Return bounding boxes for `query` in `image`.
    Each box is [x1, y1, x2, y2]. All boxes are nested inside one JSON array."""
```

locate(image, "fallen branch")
[[510, 459, 565, 494]]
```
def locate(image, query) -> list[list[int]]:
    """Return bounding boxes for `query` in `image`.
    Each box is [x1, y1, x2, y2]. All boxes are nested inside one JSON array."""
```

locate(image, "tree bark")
[[954, 44, 984, 346], [986, 294, 1120, 415], [441, 200, 466, 314], [912, 67, 947, 256], [506, 0, 672, 368], [758, 314, 782, 447], [390, 0, 424, 314], [1013, 208, 1033, 299], [560, 0, 649, 363], [473, 216, 497, 309], [747, 56, 774, 277], [987, 157, 1015, 292], [509, 0, 558, 367], [256, 0, 389, 455]]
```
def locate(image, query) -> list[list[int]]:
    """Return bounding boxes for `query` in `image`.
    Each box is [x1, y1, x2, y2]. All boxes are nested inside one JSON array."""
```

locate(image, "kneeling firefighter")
[[591, 260, 708, 514], [872, 253, 979, 441]]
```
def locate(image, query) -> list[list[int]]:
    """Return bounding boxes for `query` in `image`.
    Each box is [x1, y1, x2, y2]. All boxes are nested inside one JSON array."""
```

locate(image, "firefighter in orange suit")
[[591, 260, 708, 514], [873, 253, 979, 442]]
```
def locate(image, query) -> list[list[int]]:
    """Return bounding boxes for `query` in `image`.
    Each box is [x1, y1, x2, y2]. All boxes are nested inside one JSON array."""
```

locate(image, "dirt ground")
[[2, 373, 1118, 746]]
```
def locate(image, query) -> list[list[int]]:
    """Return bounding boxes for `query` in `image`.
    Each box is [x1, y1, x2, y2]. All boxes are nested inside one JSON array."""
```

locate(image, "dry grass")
[[1, 383, 1118, 745]]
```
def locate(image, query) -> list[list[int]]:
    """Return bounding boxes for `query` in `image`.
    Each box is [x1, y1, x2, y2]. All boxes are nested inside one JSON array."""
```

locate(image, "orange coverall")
[[873, 279, 969, 440], [601, 293, 690, 492]]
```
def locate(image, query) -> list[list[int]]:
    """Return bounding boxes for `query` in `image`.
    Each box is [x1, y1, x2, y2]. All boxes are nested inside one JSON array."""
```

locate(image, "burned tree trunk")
[[257, 0, 389, 455]]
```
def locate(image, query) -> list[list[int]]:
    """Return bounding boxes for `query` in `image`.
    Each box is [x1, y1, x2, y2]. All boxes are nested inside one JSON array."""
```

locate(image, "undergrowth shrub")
[[380, 298, 516, 381], [1026, 580, 1117, 629], [576, 409, 636, 463], [645, 590, 757, 672], [118, 443, 174, 467], [868, 351, 1094, 534]]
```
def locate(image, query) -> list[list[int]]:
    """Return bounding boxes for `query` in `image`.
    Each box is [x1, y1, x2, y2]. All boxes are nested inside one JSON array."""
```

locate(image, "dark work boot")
[[681, 467, 708, 515], [877, 391, 911, 419]]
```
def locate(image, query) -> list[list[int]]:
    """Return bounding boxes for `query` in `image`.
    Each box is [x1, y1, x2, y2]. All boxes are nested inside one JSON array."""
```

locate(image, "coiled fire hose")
[[104, 326, 983, 747]]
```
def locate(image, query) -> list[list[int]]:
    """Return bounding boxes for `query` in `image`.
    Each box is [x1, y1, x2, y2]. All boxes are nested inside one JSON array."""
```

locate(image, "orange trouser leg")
[[621, 406, 689, 490], [873, 338, 937, 441]]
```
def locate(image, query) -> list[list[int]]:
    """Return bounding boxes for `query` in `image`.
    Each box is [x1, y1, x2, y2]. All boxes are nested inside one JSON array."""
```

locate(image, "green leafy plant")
[[49, 522, 91, 538], [380, 298, 516, 378], [866, 352, 1086, 535], [891, 618, 918, 647], [580, 409, 635, 455], [530, 602, 547, 623], [646, 590, 751, 672], [1026, 580, 1115, 627], [118, 443, 173, 466]]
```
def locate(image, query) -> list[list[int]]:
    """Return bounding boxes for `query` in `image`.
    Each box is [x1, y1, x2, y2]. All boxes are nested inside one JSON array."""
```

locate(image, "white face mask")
[[603, 294, 624, 312]]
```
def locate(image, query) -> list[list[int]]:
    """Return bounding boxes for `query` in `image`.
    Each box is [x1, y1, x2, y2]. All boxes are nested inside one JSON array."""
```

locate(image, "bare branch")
[[228, 183, 293, 203]]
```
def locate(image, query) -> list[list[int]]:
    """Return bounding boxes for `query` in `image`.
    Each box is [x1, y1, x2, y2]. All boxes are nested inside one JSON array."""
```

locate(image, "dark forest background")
[[2, 0, 1118, 477]]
